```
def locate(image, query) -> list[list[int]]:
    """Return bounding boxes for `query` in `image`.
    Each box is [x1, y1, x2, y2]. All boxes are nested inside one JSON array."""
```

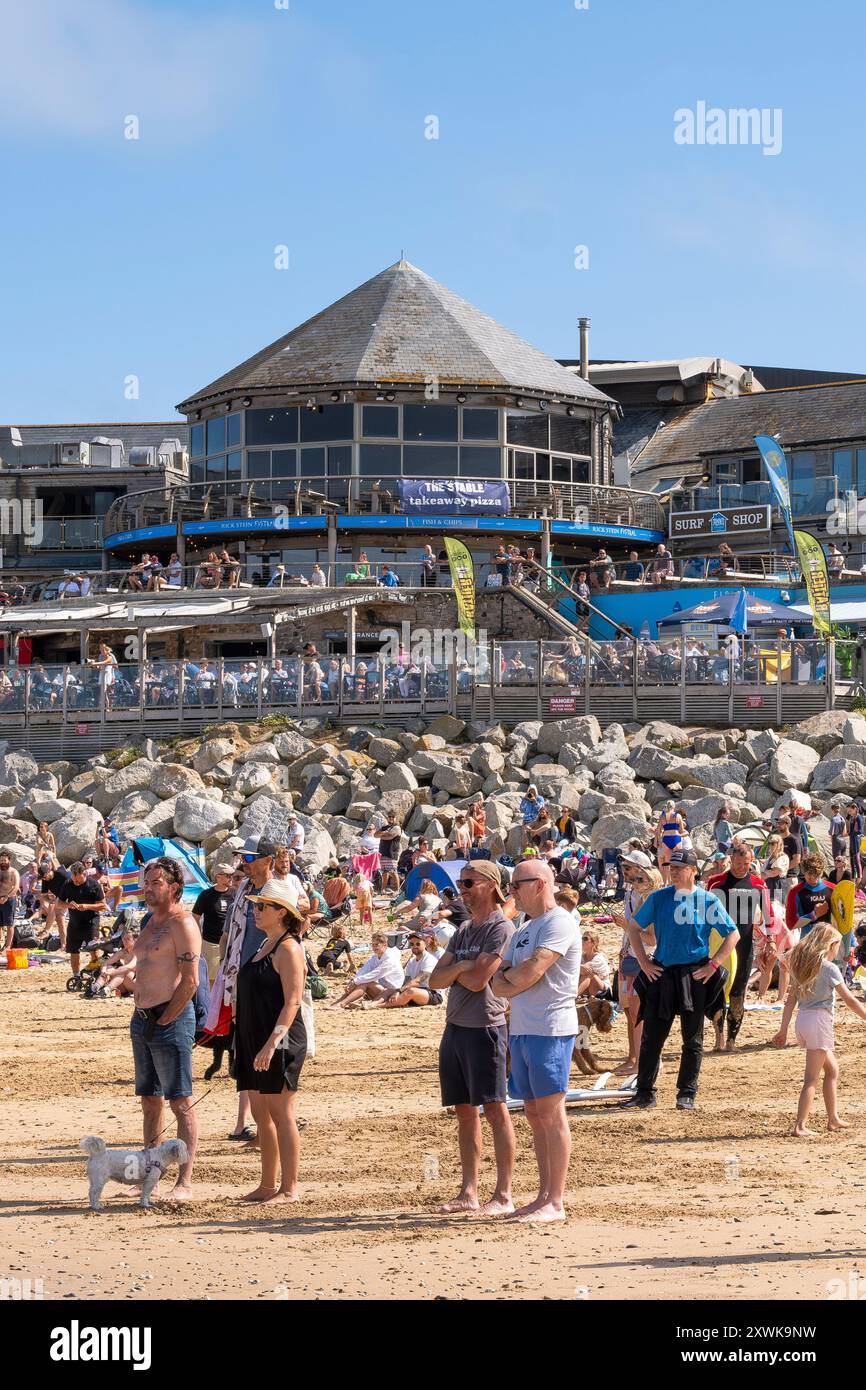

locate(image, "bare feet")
[[242, 1185, 280, 1202], [510, 1195, 547, 1218], [516, 1202, 565, 1224], [471, 1197, 515, 1217], [613, 1060, 637, 1077], [793, 1125, 817, 1137], [828, 1119, 850, 1132], [438, 1196, 480, 1214], [272, 1188, 300, 1202], [724, 1039, 736, 1052], [164, 1184, 193, 1203]]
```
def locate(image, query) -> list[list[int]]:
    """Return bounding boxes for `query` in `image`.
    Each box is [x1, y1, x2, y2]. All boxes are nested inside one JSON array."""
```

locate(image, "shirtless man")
[[130, 858, 202, 1201], [0, 853, 20, 951]]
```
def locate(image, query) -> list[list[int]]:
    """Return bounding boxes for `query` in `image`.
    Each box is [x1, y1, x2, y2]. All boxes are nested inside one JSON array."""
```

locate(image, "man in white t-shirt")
[[286, 815, 305, 854], [491, 861, 581, 1223], [368, 930, 444, 1009]]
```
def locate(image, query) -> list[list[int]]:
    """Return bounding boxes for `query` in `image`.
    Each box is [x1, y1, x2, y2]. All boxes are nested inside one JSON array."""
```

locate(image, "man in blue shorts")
[[491, 861, 582, 1224], [624, 849, 739, 1112]]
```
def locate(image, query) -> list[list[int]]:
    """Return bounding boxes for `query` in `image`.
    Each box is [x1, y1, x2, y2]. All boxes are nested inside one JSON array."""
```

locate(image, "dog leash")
[[151, 1084, 217, 1145]]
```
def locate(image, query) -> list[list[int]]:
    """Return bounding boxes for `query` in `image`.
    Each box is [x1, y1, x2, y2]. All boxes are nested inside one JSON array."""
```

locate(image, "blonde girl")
[[353, 873, 373, 930], [613, 864, 662, 1075], [772, 924, 866, 1136]]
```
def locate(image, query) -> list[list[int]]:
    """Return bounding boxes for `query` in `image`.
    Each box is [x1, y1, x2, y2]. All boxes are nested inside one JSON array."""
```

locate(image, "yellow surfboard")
[[709, 927, 736, 1004]]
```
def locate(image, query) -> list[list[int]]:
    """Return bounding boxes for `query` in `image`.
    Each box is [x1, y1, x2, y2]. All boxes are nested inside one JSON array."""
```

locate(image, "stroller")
[[65, 923, 127, 996]]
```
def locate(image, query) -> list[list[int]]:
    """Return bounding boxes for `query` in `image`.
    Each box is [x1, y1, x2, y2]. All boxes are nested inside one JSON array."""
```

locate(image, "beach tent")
[[403, 859, 465, 901], [657, 591, 810, 629], [109, 835, 211, 907]]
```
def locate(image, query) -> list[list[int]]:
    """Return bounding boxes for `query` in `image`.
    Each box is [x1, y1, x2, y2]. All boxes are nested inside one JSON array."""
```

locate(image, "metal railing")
[[103, 474, 666, 539], [670, 479, 841, 519], [23, 516, 104, 550]]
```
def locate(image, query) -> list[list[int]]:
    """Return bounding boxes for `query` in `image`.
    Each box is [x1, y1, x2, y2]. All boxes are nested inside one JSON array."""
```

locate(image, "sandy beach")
[[3, 950, 865, 1303]]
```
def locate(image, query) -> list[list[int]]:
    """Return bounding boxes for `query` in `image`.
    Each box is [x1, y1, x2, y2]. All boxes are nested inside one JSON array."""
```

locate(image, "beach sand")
[[3, 956, 865, 1302]]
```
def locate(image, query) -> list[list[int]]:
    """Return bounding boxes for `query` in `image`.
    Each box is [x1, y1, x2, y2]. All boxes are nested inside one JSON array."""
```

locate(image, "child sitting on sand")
[[772, 924, 866, 1136], [577, 928, 610, 997]]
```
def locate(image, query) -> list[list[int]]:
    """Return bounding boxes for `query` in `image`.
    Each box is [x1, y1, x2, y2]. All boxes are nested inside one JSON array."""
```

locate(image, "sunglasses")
[[512, 877, 544, 890], [252, 901, 277, 912], [242, 854, 260, 864], [458, 877, 481, 888]]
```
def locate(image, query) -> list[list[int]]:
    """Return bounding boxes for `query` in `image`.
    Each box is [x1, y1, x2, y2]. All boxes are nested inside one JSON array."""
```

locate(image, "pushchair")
[[65, 924, 126, 996]]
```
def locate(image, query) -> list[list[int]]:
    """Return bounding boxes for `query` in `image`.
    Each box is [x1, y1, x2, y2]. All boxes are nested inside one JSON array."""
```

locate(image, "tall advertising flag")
[[444, 536, 476, 639], [794, 529, 832, 636], [755, 434, 796, 555]]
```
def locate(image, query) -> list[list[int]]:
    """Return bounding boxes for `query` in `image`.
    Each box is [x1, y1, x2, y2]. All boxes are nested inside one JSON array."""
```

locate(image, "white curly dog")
[[80, 1135, 189, 1211]]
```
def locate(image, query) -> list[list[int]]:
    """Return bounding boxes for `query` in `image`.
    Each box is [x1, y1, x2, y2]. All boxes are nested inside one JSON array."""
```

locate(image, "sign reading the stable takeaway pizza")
[[668, 506, 771, 538]]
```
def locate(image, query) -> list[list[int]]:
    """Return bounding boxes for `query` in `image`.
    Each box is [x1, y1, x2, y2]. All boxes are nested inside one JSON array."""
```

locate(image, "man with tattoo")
[[129, 857, 202, 1200]]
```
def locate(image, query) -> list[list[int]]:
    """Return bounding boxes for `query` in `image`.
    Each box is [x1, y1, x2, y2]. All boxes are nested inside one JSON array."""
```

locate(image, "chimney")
[[579, 317, 590, 380]]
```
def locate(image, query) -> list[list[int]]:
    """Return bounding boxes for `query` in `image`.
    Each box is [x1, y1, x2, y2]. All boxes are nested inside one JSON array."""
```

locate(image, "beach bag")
[[309, 973, 328, 1001], [203, 963, 231, 1037]]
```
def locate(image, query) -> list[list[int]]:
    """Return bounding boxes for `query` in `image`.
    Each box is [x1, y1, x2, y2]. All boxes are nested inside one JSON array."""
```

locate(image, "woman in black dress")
[[235, 880, 308, 1202]]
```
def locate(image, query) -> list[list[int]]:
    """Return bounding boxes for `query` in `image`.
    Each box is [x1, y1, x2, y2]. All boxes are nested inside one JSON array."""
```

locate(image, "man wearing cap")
[[490, 861, 582, 1223], [623, 848, 740, 1111], [429, 861, 516, 1216]]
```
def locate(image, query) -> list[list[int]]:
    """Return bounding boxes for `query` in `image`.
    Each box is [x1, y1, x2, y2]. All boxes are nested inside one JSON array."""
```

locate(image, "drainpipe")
[[579, 317, 590, 380]]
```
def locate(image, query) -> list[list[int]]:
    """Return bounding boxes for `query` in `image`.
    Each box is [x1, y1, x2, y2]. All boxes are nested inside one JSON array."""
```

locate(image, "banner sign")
[[755, 434, 796, 554], [669, 506, 771, 539], [398, 478, 510, 515], [444, 536, 476, 638], [794, 529, 832, 636]]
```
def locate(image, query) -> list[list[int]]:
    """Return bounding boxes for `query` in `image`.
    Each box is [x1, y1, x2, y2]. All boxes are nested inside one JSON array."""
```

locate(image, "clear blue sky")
[[2, 0, 864, 423]]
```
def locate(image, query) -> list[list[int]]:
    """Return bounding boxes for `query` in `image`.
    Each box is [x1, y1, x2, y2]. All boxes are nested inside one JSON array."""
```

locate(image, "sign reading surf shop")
[[398, 478, 511, 515], [669, 505, 771, 539]]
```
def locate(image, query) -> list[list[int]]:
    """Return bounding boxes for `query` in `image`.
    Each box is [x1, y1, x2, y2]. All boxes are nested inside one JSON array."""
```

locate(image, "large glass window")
[[272, 449, 297, 478], [403, 404, 458, 441], [206, 417, 226, 455], [511, 449, 534, 480], [362, 405, 399, 438], [858, 448, 866, 492], [360, 444, 401, 475], [550, 413, 591, 454], [834, 449, 854, 493], [328, 445, 352, 475], [552, 456, 572, 482], [507, 411, 549, 448], [245, 408, 299, 446], [459, 446, 502, 478], [300, 447, 326, 477], [190, 424, 205, 458], [226, 450, 242, 482], [226, 413, 242, 448], [206, 455, 226, 482], [462, 408, 499, 441], [403, 444, 459, 476], [190, 460, 206, 486], [246, 451, 270, 479], [299, 403, 354, 443]]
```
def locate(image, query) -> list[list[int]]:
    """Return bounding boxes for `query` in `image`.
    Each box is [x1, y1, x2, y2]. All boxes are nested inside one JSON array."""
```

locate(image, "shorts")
[[0, 899, 15, 928], [439, 1022, 507, 1107], [408, 988, 443, 1006], [380, 857, 397, 873], [508, 1034, 576, 1101], [795, 1010, 835, 1052], [67, 919, 99, 954], [130, 1002, 195, 1099]]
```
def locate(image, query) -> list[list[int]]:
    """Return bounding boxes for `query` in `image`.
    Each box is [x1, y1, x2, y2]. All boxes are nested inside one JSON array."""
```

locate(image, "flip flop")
[[227, 1126, 256, 1141]]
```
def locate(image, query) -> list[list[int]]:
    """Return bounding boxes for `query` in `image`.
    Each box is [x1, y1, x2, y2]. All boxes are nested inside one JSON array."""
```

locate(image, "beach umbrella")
[[657, 590, 809, 628]]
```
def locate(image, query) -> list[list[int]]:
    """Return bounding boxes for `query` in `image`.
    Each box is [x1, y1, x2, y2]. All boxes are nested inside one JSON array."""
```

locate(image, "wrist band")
[[709, 959, 719, 971]]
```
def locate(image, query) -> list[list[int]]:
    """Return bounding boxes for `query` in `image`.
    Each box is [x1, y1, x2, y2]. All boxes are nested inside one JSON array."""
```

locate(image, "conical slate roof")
[[178, 260, 611, 410]]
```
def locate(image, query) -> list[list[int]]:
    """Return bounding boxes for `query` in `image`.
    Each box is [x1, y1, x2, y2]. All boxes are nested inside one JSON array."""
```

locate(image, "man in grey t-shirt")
[[491, 861, 581, 1223], [430, 861, 515, 1216]]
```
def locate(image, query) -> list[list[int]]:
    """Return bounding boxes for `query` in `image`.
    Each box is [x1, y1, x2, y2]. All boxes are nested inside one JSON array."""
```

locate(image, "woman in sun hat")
[[234, 878, 308, 1203]]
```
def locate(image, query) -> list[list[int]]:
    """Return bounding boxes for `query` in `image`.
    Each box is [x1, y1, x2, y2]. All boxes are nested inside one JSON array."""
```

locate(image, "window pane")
[[573, 458, 589, 484], [550, 413, 591, 454], [536, 453, 550, 482], [299, 403, 354, 443], [270, 479, 295, 501], [552, 456, 571, 482], [459, 446, 502, 478], [506, 411, 549, 448], [834, 449, 854, 493], [329, 445, 352, 476], [300, 447, 326, 478], [462, 408, 499, 441], [190, 460, 206, 485], [272, 449, 297, 478], [226, 413, 241, 448], [360, 444, 401, 476], [362, 405, 399, 438], [403, 404, 458, 441], [245, 408, 299, 446], [190, 424, 205, 458], [206, 455, 226, 482], [246, 451, 270, 479], [226, 450, 242, 480], [403, 444, 459, 476], [206, 417, 226, 454], [512, 450, 533, 480]]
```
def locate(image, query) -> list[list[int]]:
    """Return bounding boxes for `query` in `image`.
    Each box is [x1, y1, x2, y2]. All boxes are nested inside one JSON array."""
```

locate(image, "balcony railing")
[[103, 475, 666, 540], [670, 479, 841, 518], [21, 516, 103, 550]]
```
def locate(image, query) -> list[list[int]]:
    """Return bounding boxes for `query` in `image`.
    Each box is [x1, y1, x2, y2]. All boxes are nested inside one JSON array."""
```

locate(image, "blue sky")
[[1, 0, 864, 423]]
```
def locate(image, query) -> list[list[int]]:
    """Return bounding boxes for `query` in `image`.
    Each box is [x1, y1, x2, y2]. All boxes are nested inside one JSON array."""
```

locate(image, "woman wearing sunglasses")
[[234, 879, 307, 1203]]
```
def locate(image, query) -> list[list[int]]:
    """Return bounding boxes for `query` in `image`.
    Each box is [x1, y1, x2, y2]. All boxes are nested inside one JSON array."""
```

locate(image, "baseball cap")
[[241, 834, 278, 861], [622, 850, 653, 869], [668, 849, 698, 867], [458, 861, 506, 903], [246, 877, 304, 921]]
